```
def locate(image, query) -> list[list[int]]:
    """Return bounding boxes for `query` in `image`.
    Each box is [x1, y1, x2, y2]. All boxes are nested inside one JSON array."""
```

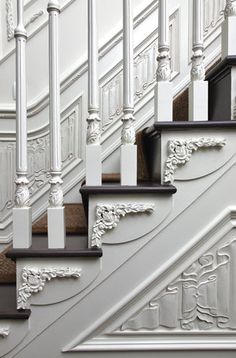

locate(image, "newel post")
[[13, 0, 32, 249], [47, 0, 65, 248]]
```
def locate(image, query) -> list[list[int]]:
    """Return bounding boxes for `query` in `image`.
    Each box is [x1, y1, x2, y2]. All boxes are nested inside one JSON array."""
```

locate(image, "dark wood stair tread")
[[0, 284, 30, 319], [0, 249, 16, 284]]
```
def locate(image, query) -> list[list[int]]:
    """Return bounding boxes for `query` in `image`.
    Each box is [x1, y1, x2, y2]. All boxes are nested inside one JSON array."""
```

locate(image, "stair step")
[[0, 251, 16, 284], [0, 283, 30, 319]]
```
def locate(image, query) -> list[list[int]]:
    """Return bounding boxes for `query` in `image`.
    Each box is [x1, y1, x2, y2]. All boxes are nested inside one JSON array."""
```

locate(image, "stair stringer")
[[5, 155, 236, 358]]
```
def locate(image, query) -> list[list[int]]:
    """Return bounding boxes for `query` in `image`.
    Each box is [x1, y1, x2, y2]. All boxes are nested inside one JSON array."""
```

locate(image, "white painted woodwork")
[[13, 0, 32, 249], [222, 0, 236, 59], [86, 0, 102, 186], [189, 0, 208, 122], [120, 0, 137, 186], [47, 0, 65, 249], [155, 0, 173, 122]]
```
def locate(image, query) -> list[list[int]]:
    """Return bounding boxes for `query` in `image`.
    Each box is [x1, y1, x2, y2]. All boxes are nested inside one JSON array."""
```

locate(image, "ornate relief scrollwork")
[[17, 267, 81, 309], [49, 175, 64, 207], [121, 239, 236, 331], [224, 0, 236, 18], [0, 327, 9, 338], [121, 113, 136, 145], [164, 137, 226, 184], [86, 113, 101, 145], [91, 203, 155, 248], [15, 176, 30, 208], [156, 50, 171, 82]]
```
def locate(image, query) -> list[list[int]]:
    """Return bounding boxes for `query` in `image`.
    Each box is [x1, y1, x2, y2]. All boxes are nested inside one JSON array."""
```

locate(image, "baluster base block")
[[86, 145, 102, 186], [155, 82, 173, 122], [120, 145, 137, 186], [222, 17, 236, 59], [48, 207, 65, 249], [189, 81, 208, 121], [13, 207, 32, 249]]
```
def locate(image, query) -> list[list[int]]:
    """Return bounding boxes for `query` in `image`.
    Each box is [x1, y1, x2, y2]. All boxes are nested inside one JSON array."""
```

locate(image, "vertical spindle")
[[222, 0, 236, 58], [86, 0, 102, 186], [155, 0, 173, 122], [121, 0, 137, 186], [189, 0, 208, 121], [47, 0, 65, 248], [13, 0, 32, 249]]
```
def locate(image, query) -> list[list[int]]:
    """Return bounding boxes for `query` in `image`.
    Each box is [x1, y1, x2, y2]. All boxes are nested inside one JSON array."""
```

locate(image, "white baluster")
[[120, 0, 137, 186], [47, 0, 65, 248], [155, 0, 173, 122], [189, 0, 208, 121], [222, 0, 236, 58], [86, 0, 102, 186], [13, 0, 32, 249]]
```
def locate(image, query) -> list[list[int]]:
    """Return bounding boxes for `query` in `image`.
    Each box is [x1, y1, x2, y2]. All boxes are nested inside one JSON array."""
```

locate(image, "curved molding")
[[0, 327, 9, 338], [17, 267, 81, 309], [91, 203, 155, 248], [164, 137, 226, 184]]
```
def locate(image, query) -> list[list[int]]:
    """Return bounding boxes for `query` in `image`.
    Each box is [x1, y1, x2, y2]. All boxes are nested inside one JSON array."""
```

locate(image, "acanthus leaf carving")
[[49, 175, 64, 207], [164, 137, 226, 184], [0, 327, 9, 338], [86, 113, 101, 145], [15, 176, 30, 208], [224, 0, 236, 18], [121, 238, 236, 332], [156, 50, 171, 82], [91, 203, 155, 248], [17, 267, 81, 310], [121, 113, 136, 145]]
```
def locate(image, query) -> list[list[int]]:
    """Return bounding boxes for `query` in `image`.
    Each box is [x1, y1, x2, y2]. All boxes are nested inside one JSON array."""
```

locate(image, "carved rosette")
[[224, 0, 236, 18], [15, 176, 30, 208], [86, 113, 101, 145], [121, 113, 136, 145], [191, 48, 205, 81], [156, 50, 171, 82], [121, 238, 236, 331], [0, 327, 9, 338], [164, 137, 226, 184], [17, 267, 81, 309], [91, 203, 155, 248], [49, 175, 63, 207]]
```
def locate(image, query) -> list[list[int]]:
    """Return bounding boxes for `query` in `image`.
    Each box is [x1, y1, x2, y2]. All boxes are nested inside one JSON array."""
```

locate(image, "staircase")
[[1, 0, 236, 357]]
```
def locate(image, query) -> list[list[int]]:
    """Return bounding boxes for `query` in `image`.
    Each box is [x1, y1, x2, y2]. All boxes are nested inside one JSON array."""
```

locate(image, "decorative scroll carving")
[[17, 267, 81, 309], [191, 49, 205, 81], [164, 137, 226, 184], [91, 203, 155, 248], [6, 0, 44, 41], [0, 327, 9, 338], [203, 0, 225, 37], [121, 238, 236, 331], [224, 0, 236, 18], [49, 176, 63, 207], [86, 113, 101, 145], [156, 50, 171, 82], [121, 114, 136, 145], [15, 176, 30, 207]]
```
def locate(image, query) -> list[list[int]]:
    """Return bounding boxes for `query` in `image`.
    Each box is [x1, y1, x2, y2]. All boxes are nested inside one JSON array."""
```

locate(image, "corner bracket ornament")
[[164, 137, 226, 184], [91, 203, 155, 248], [17, 267, 81, 309], [224, 0, 236, 18], [0, 327, 9, 338]]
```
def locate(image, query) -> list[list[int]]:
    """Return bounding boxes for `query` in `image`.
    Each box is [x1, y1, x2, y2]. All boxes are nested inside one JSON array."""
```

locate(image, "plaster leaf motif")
[[164, 137, 226, 184], [121, 238, 236, 331], [91, 203, 155, 248], [17, 267, 81, 309], [0, 327, 9, 338]]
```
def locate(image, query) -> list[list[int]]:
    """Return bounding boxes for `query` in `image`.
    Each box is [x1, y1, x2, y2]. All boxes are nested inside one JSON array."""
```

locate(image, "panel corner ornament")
[[164, 137, 226, 184], [0, 327, 9, 338], [91, 203, 155, 248], [224, 0, 236, 18], [17, 267, 81, 309]]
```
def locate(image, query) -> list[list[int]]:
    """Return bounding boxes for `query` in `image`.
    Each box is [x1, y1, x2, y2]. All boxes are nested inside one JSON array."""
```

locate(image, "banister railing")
[[12, 0, 236, 249]]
